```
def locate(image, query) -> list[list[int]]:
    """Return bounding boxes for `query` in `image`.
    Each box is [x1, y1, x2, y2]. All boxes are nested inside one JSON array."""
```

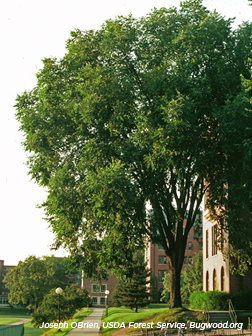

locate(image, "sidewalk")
[[66, 308, 103, 336]]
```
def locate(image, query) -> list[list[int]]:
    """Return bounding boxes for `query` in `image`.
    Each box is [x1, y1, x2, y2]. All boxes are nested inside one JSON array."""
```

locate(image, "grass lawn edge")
[[25, 308, 93, 336]]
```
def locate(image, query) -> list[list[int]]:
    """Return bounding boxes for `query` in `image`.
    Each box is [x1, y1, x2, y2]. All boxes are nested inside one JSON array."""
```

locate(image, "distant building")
[[0, 260, 15, 305], [81, 273, 118, 307]]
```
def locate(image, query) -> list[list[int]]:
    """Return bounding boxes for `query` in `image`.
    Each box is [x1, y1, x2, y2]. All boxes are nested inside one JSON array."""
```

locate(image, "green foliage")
[[31, 285, 89, 327], [161, 273, 171, 303], [4, 256, 70, 310], [189, 291, 230, 310], [231, 290, 252, 310], [111, 252, 150, 312], [15, 0, 252, 307], [181, 251, 203, 302], [162, 252, 203, 303]]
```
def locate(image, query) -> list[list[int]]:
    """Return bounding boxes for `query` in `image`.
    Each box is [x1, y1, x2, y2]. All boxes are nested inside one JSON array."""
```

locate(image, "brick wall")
[[82, 274, 118, 306]]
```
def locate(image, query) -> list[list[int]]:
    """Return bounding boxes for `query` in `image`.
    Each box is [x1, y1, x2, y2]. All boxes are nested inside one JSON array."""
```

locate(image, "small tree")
[[32, 284, 89, 327], [181, 251, 203, 302], [111, 253, 150, 312]]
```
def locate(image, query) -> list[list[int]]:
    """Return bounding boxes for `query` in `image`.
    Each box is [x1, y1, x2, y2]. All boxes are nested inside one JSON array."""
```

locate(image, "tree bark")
[[169, 264, 182, 308]]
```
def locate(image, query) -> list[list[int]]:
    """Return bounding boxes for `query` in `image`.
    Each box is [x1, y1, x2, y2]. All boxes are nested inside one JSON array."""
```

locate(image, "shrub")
[[204, 291, 230, 310], [190, 291, 230, 310], [231, 290, 252, 310], [189, 291, 205, 310]]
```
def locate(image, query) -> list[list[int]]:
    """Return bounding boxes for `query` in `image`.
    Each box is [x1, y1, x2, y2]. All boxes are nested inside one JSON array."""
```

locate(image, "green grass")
[[102, 307, 168, 335], [0, 318, 21, 324], [0, 308, 31, 318], [24, 322, 44, 336], [39, 308, 93, 336], [102, 307, 206, 335], [148, 303, 170, 309]]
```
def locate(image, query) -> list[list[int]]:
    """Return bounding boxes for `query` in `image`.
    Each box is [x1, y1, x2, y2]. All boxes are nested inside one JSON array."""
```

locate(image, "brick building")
[[145, 218, 202, 300], [0, 260, 15, 305], [81, 274, 118, 307]]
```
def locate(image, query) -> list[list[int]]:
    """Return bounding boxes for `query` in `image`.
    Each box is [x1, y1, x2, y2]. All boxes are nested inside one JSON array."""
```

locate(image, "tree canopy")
[[32, 284, 89, 327], [15, 0, 252, 307], [5, 256, 70, 310]]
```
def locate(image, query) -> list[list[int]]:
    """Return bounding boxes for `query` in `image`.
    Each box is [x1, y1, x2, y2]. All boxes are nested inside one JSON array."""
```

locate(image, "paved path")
[[66, 308, 103, 336]]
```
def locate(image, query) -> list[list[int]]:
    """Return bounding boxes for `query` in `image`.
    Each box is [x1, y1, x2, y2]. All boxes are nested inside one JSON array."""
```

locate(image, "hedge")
[[231, 290, 252, 310], [189, 291, 230, 310]]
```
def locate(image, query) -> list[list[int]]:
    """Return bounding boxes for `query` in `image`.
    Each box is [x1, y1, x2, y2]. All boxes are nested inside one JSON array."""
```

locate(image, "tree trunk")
[[135, 300, 138, 313], [169, 265, 182, 308]]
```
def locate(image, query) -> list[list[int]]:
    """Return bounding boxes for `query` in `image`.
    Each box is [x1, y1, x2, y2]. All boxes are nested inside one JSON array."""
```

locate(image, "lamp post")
[[56, 287, 63, 332], [105, 290, 109, 317], [87, 295, 90, 310]]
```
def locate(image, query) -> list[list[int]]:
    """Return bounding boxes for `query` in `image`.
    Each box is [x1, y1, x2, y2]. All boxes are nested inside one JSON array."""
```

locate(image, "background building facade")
[[81, 274, 118, 307], [203, 194, 252, 294], [145, 219, 202, 300], [0, 260, 15, 305]]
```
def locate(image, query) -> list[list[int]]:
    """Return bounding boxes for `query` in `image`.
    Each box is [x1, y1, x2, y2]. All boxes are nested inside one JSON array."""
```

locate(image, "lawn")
[[0, 307, 92, 336], [0, 318, 21, 324], [37, 308, 93, 336], [0, 308, 31, 318], [147, 304, 170, 309], [102, 307, 205, 335], [24, 322, 44, 336]]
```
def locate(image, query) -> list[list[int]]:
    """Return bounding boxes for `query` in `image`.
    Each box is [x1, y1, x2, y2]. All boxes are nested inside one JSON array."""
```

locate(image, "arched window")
[[213, 269, 217, 290], [206, 271, 209, 291], [221, 267, 225, 291]]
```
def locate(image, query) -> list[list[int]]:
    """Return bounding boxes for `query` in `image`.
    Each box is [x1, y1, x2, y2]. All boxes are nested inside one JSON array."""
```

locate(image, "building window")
[[188, 256, 193, 265], [158, 243, 164, 250], [92, 285, 98, 293], [92, 284, 107, 293], [100, 297, 106, 305], [101, 270, 108, 281], [212, 225, 217, 256], [0, 297, 8, 304], [92, 297, 97, 305], [158, 255, 167, 265], [213, 269, 217, 290], [101, 285, 106, 293], [206, 271, 209, 291], [183, 256, 187, 264], [206, 229, 209, 258], [221, 267, 225, 291], [158, 270, 167, 283], [188, 242, 193, 251]]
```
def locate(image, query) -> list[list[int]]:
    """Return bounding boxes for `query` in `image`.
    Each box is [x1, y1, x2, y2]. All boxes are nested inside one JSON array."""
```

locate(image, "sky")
[[1, 0, 252, 266]]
